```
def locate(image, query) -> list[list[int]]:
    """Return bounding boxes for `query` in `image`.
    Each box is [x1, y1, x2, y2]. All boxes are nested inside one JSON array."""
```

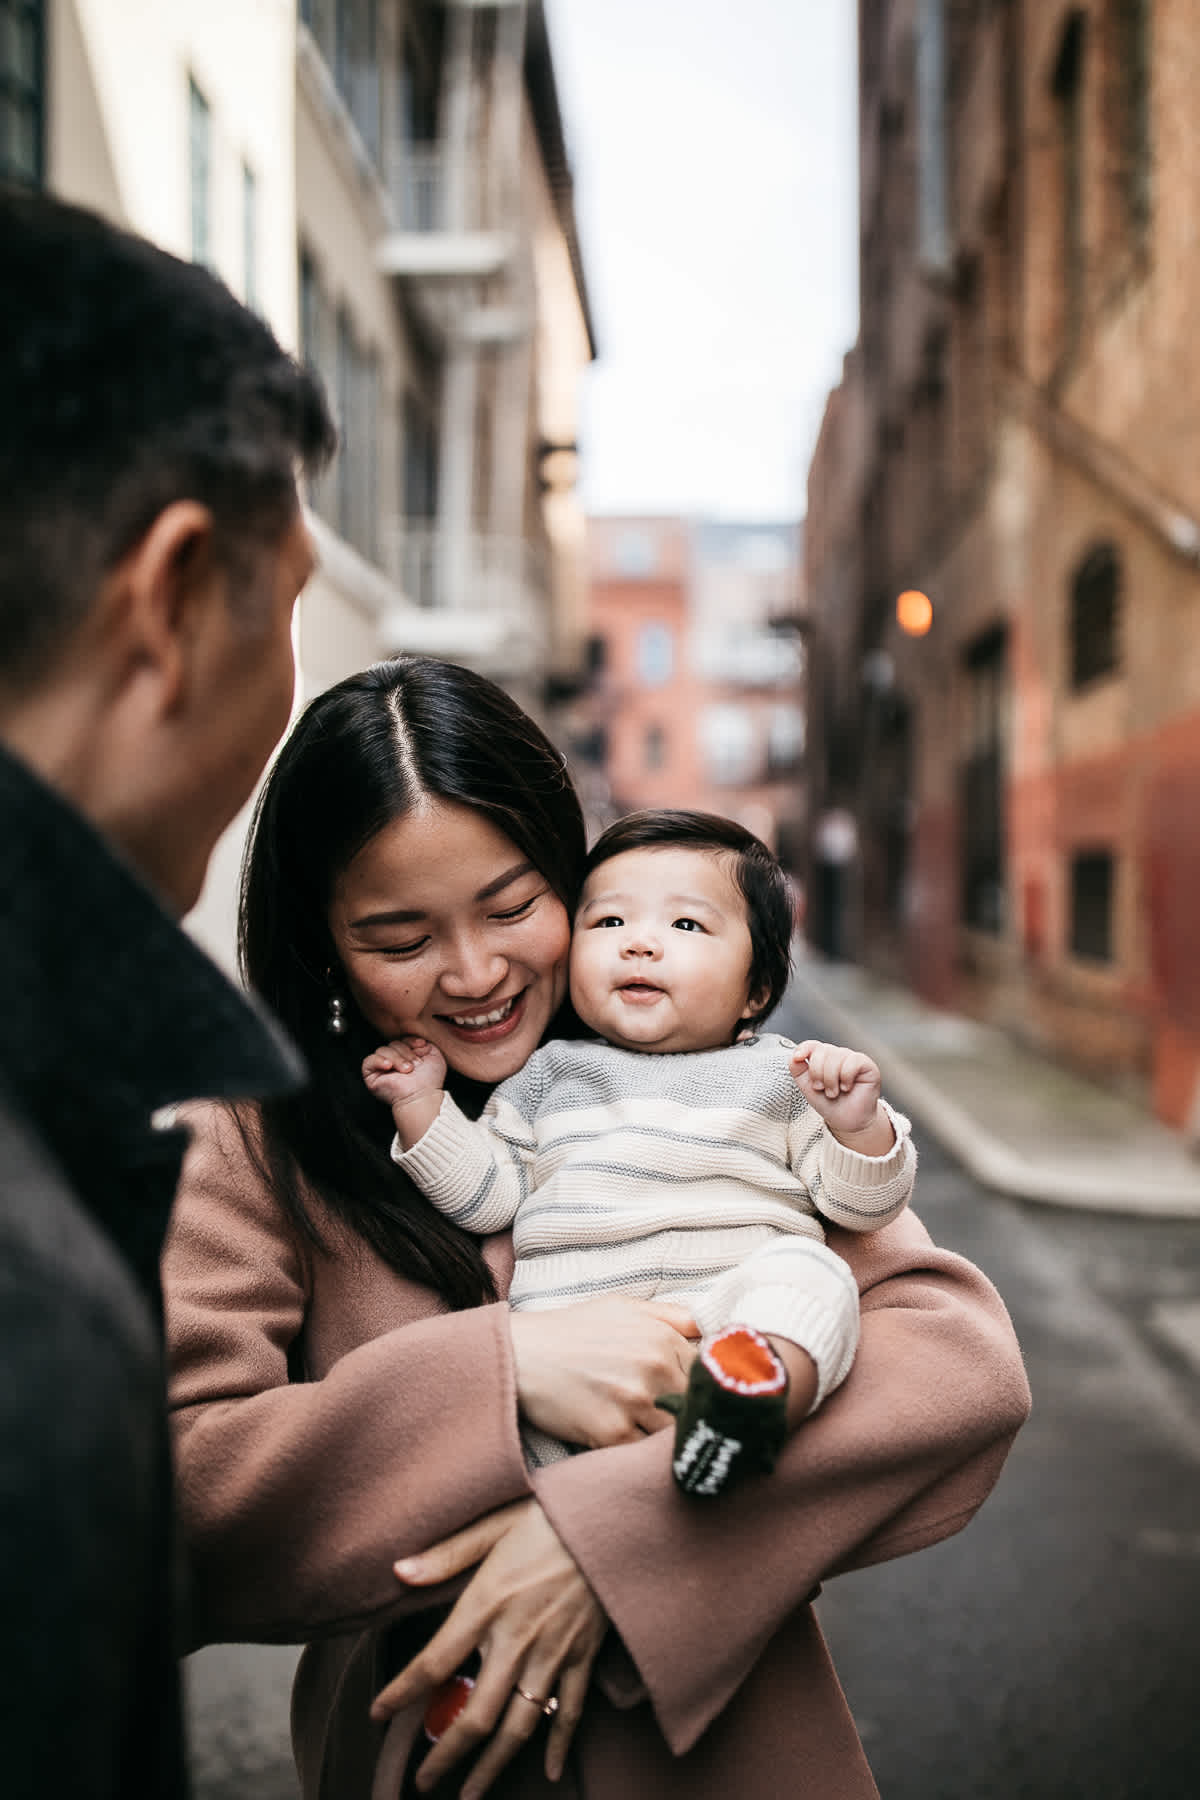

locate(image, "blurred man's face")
[[169, 506, 315, 913]]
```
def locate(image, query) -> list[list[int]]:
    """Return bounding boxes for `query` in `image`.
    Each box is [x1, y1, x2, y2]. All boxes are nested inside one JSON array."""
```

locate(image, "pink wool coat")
[[165, 1103, 1031, 1799]]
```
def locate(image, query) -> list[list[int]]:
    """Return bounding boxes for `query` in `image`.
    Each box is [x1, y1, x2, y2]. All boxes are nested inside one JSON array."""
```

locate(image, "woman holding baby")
[[164, 654, 1030, 1799]]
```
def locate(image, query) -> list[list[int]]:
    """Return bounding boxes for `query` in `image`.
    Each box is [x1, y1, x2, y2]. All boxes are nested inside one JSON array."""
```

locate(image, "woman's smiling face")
[[327, 800, 571, 1085]]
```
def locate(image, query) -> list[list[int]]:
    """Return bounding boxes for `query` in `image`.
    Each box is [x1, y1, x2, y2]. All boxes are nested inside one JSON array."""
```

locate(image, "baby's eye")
[[672, 917, 705, 933], [595, 915, 624, 929]]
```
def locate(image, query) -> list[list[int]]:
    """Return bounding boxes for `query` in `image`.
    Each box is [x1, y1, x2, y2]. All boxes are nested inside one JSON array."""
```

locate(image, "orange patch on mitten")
[[708, 1326, 785, 1391]]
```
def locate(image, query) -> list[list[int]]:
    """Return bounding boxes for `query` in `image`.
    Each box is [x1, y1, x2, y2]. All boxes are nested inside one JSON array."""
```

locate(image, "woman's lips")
[[439, 990, 528, 1042]]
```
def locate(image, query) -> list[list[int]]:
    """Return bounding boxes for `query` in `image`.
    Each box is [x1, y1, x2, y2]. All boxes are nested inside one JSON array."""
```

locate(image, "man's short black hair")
[[0, 186, 336, 689], [583, 809, 796, 1029]]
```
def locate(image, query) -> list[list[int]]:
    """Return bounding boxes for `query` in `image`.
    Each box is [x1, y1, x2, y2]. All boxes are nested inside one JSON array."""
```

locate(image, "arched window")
[[1069, 542, 1121, 689]]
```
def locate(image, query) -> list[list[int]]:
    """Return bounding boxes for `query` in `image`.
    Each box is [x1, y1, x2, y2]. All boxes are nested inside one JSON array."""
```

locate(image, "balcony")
[[378, 142, 517, 282], [379, 524, 548, 676]]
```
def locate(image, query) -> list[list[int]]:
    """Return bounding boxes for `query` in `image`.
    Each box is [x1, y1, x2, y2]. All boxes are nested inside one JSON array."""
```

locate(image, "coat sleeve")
[[163, 1105, 533, 1650], [533, 1207, 1031, 1755]]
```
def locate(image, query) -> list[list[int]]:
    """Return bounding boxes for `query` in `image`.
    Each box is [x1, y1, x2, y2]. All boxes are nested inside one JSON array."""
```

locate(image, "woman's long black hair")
[[238, 655, 587, 1309]]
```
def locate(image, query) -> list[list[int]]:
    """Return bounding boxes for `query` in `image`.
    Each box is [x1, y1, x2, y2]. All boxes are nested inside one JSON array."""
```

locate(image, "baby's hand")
[[790, 1039, 884, 1140], [363, 1037, 448, 1113]]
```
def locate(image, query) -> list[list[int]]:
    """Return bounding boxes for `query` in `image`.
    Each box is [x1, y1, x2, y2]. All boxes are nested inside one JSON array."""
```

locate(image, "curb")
[[792, 969, 1200, 1219]]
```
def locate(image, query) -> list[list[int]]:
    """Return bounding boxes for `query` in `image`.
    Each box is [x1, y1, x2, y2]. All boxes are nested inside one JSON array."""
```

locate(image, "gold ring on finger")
[[514, 1684, 559, 1717]]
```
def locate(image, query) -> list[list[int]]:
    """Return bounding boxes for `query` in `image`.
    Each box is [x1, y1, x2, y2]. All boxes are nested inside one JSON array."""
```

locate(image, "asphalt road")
[[794, 1064, 1200, 1797], [186, 1004, 1200, 1798]]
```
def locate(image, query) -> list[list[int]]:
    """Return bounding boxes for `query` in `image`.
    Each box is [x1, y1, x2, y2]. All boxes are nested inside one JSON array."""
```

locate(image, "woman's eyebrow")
[[475, 861, 537, 901], [349, 862, 536, 929], [348, 906, 425, 929]]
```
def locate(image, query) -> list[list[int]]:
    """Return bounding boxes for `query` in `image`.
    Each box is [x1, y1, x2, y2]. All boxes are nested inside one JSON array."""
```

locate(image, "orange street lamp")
[[896, 589, 933, 637]]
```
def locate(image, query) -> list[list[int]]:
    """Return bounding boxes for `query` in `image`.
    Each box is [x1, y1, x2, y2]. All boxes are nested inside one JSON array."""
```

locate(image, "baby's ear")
[[744, 982, 772, 1023]]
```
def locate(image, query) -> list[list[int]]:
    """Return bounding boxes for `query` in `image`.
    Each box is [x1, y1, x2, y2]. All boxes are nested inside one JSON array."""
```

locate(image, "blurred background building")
[[1, 0, 594, 964], [805, 0, 1200, 1128], [571, 515, 807, 870]]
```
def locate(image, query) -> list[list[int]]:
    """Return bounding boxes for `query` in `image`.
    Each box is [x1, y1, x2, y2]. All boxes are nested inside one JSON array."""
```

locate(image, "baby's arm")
[[788, 1037, 916, 1231], [363, 1036, 447, 1150], [790, 1038, 894, 1154]]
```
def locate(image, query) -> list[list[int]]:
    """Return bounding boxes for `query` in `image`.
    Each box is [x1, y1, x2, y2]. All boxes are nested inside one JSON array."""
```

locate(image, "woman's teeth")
[[450, 997, 517, 1028]]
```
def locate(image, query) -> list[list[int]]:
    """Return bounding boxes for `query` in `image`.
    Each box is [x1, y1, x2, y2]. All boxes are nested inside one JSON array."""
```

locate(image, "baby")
[[365, 809, 916, 1497]]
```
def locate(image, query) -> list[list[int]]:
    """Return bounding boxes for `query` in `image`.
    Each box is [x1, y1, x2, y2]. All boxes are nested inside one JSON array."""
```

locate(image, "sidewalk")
[[790, 955, 1200, 1218]]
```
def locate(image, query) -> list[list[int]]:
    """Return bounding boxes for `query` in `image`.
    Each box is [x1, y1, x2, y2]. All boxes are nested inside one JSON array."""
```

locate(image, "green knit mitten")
[[657, 1325, 789, 1498]]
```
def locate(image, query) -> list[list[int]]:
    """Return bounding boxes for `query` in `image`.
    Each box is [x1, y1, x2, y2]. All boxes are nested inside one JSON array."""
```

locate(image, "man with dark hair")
[[0, 187, 335, 1796]]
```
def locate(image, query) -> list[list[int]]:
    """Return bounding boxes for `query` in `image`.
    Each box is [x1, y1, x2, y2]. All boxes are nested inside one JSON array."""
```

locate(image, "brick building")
[[570, 518, 808, 865], [805, 0, 1200, 1124]]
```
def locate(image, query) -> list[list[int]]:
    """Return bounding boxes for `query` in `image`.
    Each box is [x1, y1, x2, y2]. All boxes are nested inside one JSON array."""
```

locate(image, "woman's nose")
[[439, 934, 508, 996]]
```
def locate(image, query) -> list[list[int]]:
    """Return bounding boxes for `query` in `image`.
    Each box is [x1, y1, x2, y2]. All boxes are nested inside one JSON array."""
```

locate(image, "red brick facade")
[[806, 1, 1200, 1124]]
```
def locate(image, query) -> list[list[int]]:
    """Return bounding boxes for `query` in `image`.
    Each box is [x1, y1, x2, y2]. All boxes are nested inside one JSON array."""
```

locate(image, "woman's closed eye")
[[378, 935, 430, 958], [491, 894, 540, 923]]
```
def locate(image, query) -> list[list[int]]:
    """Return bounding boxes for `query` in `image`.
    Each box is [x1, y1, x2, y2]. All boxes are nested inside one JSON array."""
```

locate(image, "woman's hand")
[[510, 1296, 698, 1447], [371, 1499, 607, 1796]]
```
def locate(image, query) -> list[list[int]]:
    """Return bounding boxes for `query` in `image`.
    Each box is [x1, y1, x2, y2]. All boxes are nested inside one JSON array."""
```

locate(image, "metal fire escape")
[[378, 0, 544, 676]]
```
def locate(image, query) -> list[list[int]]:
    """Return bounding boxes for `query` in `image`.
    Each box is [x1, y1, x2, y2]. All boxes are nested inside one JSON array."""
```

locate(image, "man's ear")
[[110, 500, 221, 716]]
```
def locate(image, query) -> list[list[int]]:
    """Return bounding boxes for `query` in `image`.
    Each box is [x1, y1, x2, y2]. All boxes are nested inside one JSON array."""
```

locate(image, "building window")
[[189, 75, 212, 267], [1070, 849, 1115, 962], [1051, 11, 1086, 351], [402, 390, 439, 525], [636, 623, 674, 687], [301, 0, 380, 167], [766, 705, 806, 776], [1069, 542, 1121, 689], [584, 634, 608, 677], [242, 161, 258, 310], [0, 0, 44, 186], [336, 306, 378, 563], [570, 723, 608, 767], [614, 530, 657, 578], [961, 628, 1008, 933], [701, 705, 756, 785], [1110, 0, 1152, 248], [644, 724, 666, 771]]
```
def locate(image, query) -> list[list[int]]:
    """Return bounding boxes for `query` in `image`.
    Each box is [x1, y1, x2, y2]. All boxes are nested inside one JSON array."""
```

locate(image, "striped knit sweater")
[[394, 1033, 915, 1447]]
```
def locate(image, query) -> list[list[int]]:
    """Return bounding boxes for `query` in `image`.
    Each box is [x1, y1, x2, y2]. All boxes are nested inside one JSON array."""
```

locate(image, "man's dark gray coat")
[[0, 745, 300, 1796]]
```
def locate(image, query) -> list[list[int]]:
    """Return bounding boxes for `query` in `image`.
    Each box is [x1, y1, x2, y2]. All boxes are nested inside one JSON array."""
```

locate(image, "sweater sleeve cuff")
[[730, 1282, 859, 1410], [390, 1094, 494, 1214], [820, 1098, 911, 1184]]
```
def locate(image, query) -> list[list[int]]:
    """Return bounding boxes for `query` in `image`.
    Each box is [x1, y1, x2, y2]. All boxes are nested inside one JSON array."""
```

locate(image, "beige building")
[[12, 0, 594, 965]]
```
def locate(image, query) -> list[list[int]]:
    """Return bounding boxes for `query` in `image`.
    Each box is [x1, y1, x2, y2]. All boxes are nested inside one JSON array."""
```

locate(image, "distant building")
[[806, 0, 1200, 1124], [7, 0, 593, 964], [573, 518, 807, 871]]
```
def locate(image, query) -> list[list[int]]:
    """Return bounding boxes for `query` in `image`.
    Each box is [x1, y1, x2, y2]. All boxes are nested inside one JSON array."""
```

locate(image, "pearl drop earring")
[[328, 993, 346, 1036]]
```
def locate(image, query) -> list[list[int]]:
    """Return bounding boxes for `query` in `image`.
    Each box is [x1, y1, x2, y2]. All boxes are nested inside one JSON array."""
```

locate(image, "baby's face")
[[569, 845, 762, 1054]]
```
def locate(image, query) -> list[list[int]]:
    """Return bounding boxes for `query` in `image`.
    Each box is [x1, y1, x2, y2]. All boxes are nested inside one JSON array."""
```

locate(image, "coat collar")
[[0, 742, 303, 1147]]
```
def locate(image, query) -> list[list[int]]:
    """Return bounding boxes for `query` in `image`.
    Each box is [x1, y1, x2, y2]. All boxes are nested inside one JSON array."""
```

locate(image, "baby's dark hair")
[[583, 809, 795, 1029]]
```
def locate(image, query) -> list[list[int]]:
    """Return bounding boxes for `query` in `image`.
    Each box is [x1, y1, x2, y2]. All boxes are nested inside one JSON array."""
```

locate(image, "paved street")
[[187, 996, 1200, 1799], [776, 998, 1200, 1800]]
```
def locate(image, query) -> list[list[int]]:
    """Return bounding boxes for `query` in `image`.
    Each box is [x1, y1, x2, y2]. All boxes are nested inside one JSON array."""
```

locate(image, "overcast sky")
[[543, 0, 860, 524]]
